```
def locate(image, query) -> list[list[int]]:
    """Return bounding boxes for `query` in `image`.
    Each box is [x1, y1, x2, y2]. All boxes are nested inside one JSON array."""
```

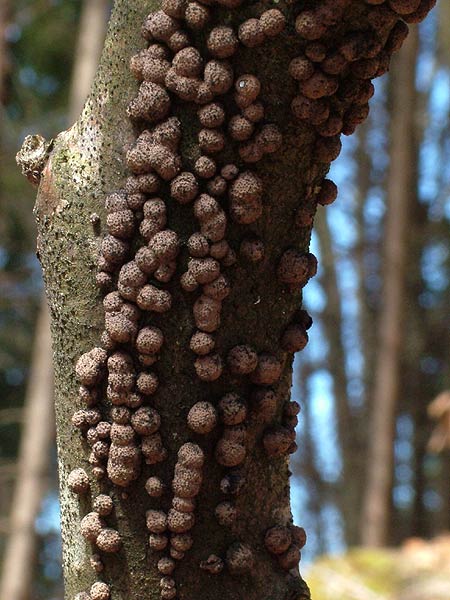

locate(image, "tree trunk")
[[0, 306, 54, 600], [360, 29, 419, 548], [68, 0, 111, 124], [314, 212, 363, 547], [0, 0, 11, 105], [25, 1, 433, 598], [354, 121, 376, 429]]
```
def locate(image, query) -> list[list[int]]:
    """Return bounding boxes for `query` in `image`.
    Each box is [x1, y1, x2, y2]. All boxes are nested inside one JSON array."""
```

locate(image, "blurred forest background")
[[0, 1, 449, 599]]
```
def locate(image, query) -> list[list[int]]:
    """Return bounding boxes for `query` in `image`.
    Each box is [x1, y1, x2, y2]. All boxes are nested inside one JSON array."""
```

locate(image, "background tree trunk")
[[29, 1, 434, 598], [68, 0, 111, 125], [360, 30, 419, 548], [314, 212, 363, 546], [0, 306, 54, 600], [0, 0, 11, 106]]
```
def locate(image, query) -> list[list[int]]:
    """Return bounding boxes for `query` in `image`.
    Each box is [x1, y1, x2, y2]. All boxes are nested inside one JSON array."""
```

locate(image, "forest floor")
[[307, 534, 450, 600]]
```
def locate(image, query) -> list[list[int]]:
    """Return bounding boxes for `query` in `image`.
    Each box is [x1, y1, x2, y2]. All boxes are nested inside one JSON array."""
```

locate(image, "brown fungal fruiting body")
[[215, 438, 246, 467], [218, 393, 247, 425], [80, 512, 103, 542], [277, 249, 317, 287], [263, 426, 296, 457], [281, 323, 309, 353], [265, 525, 292, 555], [75, 348, 107, 387], [251, 353, 283, 385], [227, 345, 258, 375], [150, 442, 205, 589], [68, 468, 90, 494], [93, 495, 114, 516], [278, 543, 301, 571], [158, 556, 176, 575], [90, 554, 104, 573], [90, 582, 111, 600], [187, 401, 218, 434], [146, 476, 165, 497], [96, 528, 122, 553]]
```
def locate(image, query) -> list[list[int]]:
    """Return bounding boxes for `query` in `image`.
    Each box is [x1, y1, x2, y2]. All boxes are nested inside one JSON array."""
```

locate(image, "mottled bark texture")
[[30, 1, 434, 599]]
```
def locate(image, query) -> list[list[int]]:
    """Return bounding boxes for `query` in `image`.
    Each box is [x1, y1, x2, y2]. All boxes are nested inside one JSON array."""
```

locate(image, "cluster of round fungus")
[[231, 75, 282, 163], [238, 9, 285, 48], [264, 524, 306, 571], [73, 3, 203, 589], [150, 444, 204, 596], [214, 390, 249, 469], [138, 4, 248, 107], [288, 0, 434, 239], [102, 295, 139, 344], [80, 503, 121, 556], [277, 249, 317, 288], [126, 121, 181, 180], [182, 191, 236, 382], [160, 576, 177, 600], [280, 308, 312, 354], [284, 400, 301, 430], [229, 170, 263, 225]]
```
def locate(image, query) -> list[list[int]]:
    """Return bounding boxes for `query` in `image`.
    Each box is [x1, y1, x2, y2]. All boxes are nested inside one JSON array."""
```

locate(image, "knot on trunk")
[[16, 134, 53, 185]]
